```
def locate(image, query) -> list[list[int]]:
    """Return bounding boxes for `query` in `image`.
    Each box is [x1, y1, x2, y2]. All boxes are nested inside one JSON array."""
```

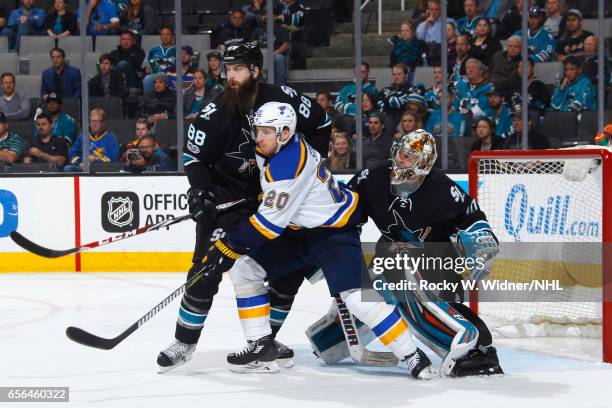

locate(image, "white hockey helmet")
[[251, 102, 297, 153], [390, 129, 437, 197]]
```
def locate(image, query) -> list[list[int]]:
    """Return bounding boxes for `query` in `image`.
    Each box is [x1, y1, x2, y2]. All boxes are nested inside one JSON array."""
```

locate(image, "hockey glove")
[[452, 229, 499, 282], [202, 238, 246, 275], [187, 187, 216, 222]]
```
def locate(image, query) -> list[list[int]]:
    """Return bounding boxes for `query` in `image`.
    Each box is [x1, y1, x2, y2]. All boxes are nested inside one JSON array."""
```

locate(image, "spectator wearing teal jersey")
[[426, 92, 466, 138], [389, 20, 421, 69], [551, 55, 597, 112], [483, 87, 512, 137], [480, 0, 511, 21], [513, 6, 556, 62], [456, 0, 482, 37], [143, 26, 176, 94], [334, 62, 378, 116], [34, 93, 78, 145], [456, 58, 493, 121]]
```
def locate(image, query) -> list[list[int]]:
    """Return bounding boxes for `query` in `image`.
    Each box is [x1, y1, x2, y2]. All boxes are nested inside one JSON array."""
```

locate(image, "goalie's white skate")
[[157, 340, 196, 373]]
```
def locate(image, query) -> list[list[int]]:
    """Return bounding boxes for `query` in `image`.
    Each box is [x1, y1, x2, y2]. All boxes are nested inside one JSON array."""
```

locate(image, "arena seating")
[[0, 0, 610, 173]]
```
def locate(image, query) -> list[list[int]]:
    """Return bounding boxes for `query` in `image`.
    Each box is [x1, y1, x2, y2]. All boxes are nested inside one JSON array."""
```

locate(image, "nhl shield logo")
[[101, 192, 139, 232], [108, 197, 134, 227]]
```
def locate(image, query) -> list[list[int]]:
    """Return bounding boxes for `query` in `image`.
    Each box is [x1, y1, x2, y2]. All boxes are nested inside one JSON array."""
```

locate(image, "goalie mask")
[[250, 102, 297, 154], [390, 129, 437, 197]]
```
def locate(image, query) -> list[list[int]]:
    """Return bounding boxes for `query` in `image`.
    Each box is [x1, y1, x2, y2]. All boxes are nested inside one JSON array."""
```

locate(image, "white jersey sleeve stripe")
[[322, 190, 360, 228], [248, 213, 284, 239]]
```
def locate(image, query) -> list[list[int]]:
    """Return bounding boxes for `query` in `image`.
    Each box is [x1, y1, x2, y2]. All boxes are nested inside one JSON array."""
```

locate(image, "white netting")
[[473, 150, 605, 338]]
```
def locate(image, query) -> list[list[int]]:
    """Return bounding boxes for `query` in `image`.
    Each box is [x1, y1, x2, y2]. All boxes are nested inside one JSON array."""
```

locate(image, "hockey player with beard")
[[192, 102, 437, 379], [347, 130, 504, 376], [157, 42, 332, 372]]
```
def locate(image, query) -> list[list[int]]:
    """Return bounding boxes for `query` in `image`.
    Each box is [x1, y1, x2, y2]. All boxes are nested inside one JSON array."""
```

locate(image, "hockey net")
[[468, 148, 612, 361]]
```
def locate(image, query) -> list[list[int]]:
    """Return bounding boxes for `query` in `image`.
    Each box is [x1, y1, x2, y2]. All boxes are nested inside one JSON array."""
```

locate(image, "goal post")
[[467, 148, 612, 363]]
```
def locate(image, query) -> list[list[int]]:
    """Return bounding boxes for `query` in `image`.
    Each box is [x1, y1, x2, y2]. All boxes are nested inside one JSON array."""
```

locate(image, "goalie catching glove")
[[451, 225, 499, 282]]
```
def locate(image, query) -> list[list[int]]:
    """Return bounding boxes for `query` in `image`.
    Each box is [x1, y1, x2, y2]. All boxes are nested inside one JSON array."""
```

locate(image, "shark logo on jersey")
[[389, 196, 412, 211], [380, 209, 431, 249], [225, 125, 257, 174]]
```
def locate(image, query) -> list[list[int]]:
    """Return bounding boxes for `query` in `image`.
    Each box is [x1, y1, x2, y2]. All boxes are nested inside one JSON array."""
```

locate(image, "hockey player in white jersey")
[[196, 102, 437, 378]]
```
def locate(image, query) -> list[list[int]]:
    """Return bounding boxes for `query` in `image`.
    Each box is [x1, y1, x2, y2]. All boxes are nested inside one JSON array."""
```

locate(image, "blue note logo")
[[0, 190, 18, 237]]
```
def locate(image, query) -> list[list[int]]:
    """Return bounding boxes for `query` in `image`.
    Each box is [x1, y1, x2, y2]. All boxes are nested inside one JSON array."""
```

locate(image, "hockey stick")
[[66, 263, 213, 350], [10, 198, 248, 258], [63, 198, 250, 350], [334, 295, 399, 367]]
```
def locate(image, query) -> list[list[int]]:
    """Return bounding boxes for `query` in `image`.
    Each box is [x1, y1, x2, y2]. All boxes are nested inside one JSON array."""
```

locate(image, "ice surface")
[[1, 273, 611, 408]]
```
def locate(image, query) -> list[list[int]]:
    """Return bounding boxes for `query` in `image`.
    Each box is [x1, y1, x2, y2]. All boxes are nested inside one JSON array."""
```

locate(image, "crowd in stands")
[[0, 0, 314, 172], [0, 0, 610, 174], [321, 0, 611, 171]]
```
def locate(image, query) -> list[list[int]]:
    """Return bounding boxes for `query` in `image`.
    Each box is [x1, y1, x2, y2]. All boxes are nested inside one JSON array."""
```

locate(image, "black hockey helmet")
[[223, 42, 263, 73]]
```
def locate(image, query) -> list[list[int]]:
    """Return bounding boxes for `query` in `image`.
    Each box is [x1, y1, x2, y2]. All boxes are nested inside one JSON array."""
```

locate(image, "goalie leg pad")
[[306, 300, 375, 364], [340, 289, 417, 359], [392, 283, 479, 375], [451, 302, 492, 348]]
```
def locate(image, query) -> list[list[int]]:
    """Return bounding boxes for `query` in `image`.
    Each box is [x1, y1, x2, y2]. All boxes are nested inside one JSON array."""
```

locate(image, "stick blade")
[[10, 231, 76, 258], [361, 349, 399, 367], [66, 326, 118, 350]]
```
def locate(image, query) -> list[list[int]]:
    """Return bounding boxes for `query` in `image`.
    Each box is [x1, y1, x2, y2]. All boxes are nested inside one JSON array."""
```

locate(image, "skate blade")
[[417, 366, 439, 380], [453, 365, 505, 377], [228, 360, 280, 374], [157, 356, 193, 374], [277, 357, 294, 369]]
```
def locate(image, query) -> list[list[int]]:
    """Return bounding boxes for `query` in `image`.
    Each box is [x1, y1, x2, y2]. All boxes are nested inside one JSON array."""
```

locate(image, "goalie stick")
[[10, 198, 248, 258], [334, 295, 399, 367]]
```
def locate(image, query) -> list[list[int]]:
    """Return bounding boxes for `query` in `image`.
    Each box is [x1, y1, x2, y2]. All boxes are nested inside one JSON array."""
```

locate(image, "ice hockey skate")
[[157, 340, 196, 373], [274, 340, 294, 368], [451, 346, 504, 377], [227, 335, 279, 373], [400, 348, 438, 380]]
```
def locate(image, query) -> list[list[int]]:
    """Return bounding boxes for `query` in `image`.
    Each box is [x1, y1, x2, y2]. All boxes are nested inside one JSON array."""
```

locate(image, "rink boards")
[[0, 174, 469, 272]]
